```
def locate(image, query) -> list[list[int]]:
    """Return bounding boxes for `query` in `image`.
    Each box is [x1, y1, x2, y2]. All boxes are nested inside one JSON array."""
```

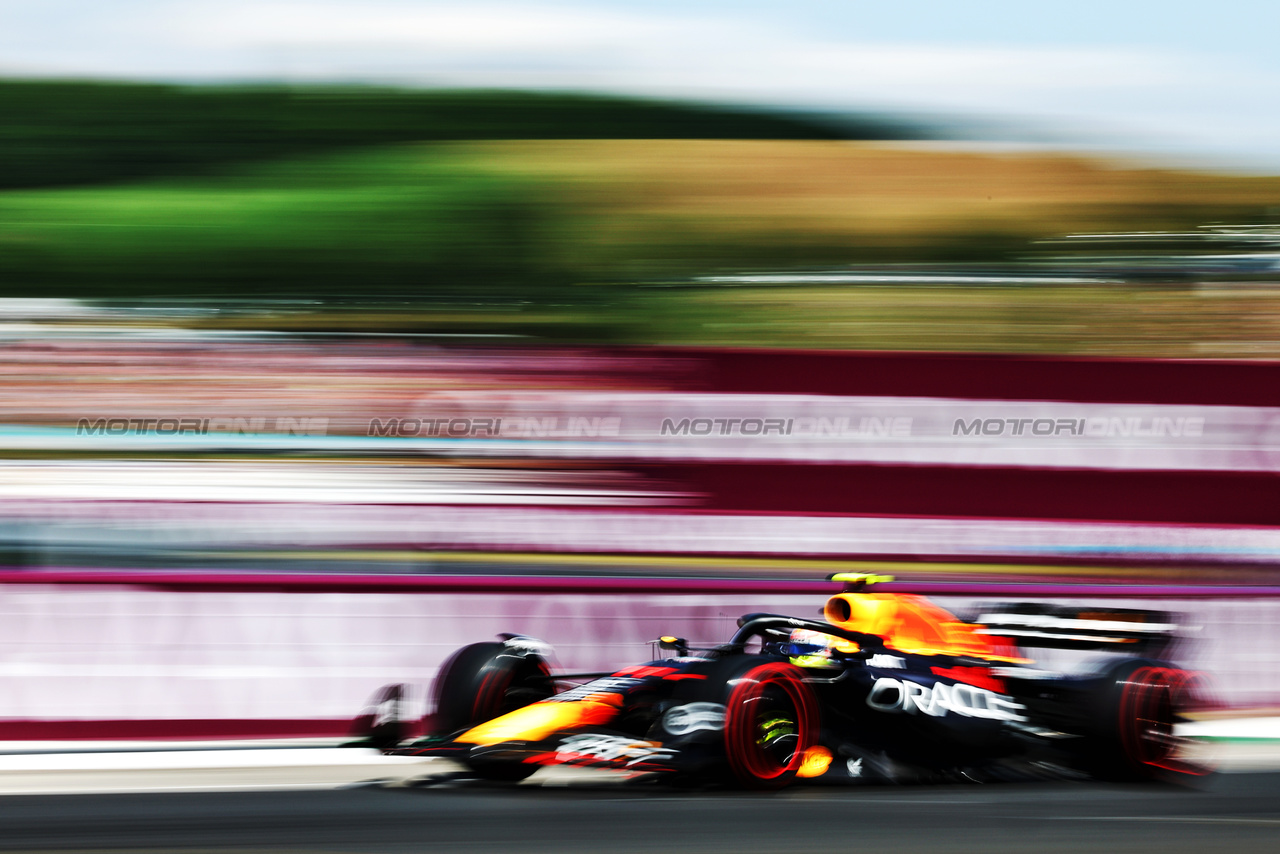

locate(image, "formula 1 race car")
[[353, 574, 1212, 789]]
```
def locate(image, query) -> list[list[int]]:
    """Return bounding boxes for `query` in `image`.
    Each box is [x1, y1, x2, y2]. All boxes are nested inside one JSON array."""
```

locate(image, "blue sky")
[[2, 1, 1278, 170]]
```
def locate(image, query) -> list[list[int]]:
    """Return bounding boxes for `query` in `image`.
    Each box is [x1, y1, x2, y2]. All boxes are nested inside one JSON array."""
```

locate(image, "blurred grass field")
[[3, 87, 1280, 356], [465, 139, 1280, 253], [628, 283, 1280, 357]]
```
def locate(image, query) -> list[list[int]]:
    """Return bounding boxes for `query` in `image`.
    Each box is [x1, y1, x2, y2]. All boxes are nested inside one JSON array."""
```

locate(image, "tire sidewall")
[[696, 656, 819, 789], [1080, 657, 1203, 782], [432, 641, 552, 735]]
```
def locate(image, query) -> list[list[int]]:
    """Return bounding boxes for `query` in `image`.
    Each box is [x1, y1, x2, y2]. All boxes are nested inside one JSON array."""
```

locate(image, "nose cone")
[[454, 696, 621, 745]]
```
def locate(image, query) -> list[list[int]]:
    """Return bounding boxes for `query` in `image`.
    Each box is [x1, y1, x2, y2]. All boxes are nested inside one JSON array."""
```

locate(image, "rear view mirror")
[[657, 635, 689, 656]]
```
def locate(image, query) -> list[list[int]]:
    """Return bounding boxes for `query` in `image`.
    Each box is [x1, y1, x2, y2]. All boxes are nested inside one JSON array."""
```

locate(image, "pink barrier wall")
[[0, 581, 1273, 737]]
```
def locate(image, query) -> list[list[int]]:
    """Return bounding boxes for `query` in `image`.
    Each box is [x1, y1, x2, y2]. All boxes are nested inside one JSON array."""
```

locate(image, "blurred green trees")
[[0, 81, 902, 305], [0, 147, 564, 301], [0, 81, 869, 190]]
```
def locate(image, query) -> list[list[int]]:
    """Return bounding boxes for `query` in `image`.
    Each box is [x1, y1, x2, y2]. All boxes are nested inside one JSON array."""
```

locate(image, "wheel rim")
[[1119, 666, 1214, 777], [725, 663, 816, 785], [754, 692, 801, 767]]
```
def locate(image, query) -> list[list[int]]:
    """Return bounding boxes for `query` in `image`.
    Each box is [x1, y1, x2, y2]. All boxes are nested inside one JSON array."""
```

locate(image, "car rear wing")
[[972, 604, 1181, 653]]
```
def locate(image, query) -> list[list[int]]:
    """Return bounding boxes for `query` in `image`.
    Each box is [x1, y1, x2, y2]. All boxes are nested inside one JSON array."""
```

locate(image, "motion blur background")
[[2, 0, 1280, 734]]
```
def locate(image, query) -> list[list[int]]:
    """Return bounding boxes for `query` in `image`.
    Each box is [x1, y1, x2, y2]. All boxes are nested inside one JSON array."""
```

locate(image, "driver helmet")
[[786, 628, 856, 669]]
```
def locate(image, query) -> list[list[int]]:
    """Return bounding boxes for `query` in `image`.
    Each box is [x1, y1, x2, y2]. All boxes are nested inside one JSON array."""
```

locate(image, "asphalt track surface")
[[0, 773, 1278, 853]]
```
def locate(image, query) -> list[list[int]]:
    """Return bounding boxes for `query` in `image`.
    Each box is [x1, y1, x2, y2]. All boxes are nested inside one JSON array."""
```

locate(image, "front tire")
[[719, 660, 819, 790], [432, 641, 555, 734], [432, 640, 556, 782]]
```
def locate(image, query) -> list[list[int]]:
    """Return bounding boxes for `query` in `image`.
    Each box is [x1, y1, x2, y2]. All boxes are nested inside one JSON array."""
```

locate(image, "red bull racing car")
[[354, 574, 1212, 789]]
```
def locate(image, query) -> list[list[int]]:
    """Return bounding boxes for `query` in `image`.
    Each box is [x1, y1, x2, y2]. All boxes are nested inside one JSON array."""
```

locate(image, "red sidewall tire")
[[432, 642, 552, 735], [1116, 665, 1215, 780], [722, 662, 818, 789], [1082, 659, 1216, 783]]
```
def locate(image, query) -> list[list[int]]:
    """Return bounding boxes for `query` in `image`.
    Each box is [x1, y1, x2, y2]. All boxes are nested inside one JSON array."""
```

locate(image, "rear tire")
[[1080, 660, 1215, 782]]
